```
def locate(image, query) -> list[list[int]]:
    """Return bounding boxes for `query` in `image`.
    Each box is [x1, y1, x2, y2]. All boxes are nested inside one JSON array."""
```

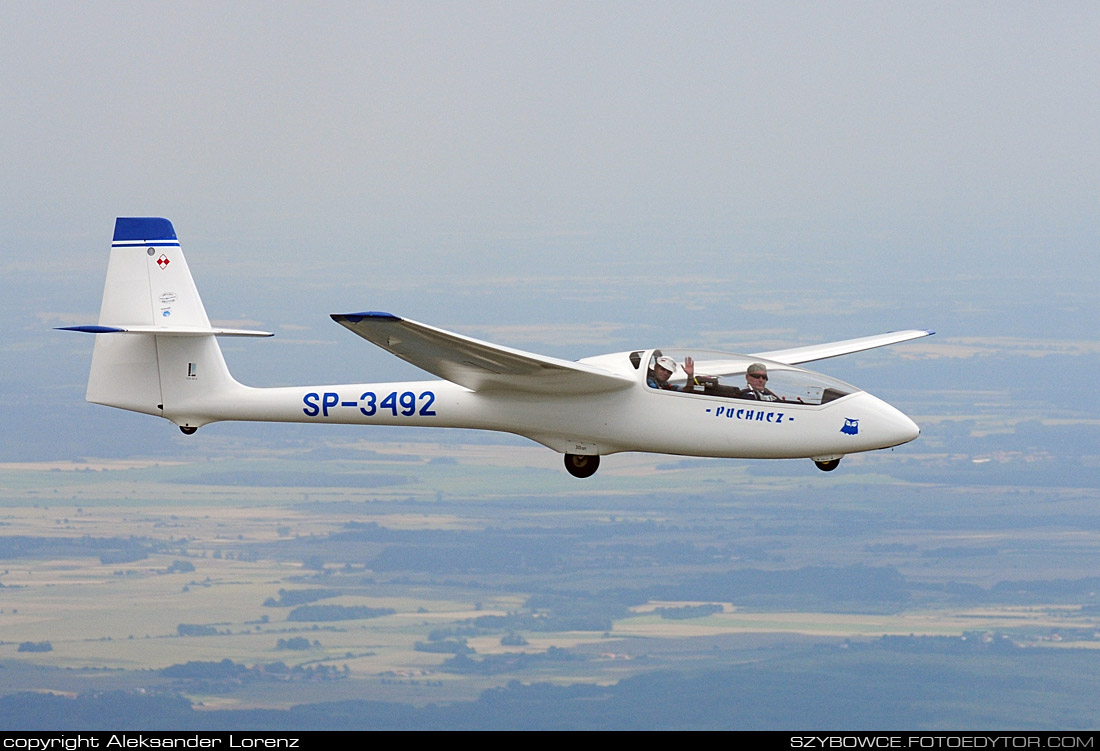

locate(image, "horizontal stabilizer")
[[752, 330, 934, 365], [57, 325, 272, 337], [331, 312, 634, 394]]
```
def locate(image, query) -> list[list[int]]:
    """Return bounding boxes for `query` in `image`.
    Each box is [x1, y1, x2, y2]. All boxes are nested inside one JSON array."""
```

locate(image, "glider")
[[61, 218, 932, 478]]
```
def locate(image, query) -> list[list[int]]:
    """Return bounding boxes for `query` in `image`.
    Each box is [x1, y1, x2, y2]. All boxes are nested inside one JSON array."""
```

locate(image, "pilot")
[[740, 363, 779, 401], [648, 355, 695, 391]]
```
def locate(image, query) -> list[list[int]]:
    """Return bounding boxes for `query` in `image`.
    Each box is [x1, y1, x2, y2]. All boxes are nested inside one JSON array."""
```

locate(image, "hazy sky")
[[3, 2, 1099, 459], [5, 2, 1097, 264]]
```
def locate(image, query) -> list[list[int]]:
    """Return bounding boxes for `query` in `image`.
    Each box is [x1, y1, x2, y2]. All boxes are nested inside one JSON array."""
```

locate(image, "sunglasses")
[[748, 373, 768, 381]]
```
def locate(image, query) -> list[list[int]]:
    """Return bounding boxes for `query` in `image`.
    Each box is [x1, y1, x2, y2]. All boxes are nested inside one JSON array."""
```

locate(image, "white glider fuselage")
[[175, 365, 916, 461], [64, 218, 929, 477], [138, 329, 918, 463]]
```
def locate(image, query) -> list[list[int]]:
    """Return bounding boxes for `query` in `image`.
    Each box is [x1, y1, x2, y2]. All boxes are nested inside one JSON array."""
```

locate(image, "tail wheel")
[[814, 458, 841, 472], [564, 453, 600, 478], [179, 426, 198, 435]]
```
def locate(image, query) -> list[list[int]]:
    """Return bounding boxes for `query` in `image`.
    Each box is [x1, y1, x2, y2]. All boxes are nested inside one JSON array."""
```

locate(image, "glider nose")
[[892, 410, 920, 446], [871, 395, 920, 448]]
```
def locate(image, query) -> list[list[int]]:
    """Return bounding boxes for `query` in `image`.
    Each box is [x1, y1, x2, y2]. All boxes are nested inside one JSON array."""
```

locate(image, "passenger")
[[648, 355, 695, 391], [740, 362, 779, 401]]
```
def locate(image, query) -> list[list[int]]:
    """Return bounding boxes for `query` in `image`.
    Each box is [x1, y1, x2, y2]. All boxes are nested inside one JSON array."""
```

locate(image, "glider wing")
[[331, 312, 634, 394], [752, 330, 934, 365]]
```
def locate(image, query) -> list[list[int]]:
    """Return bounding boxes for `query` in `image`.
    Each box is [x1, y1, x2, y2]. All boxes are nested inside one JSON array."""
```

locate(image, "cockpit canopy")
[[636, 349, 860, 405]]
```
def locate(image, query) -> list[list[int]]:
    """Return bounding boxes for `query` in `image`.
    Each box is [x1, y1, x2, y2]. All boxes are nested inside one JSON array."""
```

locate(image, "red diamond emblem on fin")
[[157, 254, 170, 269]]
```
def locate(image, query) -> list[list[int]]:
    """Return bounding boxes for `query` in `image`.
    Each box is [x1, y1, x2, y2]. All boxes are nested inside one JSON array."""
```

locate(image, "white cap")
[[655, 356, 678, 373]]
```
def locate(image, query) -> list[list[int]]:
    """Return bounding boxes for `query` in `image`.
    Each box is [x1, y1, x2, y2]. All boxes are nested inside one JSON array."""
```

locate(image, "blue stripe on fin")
[[113, 217, 177, 242], [112, 240, 180, 248]]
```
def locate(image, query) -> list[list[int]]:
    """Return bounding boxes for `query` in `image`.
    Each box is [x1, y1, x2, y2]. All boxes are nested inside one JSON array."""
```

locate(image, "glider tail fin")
[[64, 218, 267, 429], [99, 217, 212, 332]]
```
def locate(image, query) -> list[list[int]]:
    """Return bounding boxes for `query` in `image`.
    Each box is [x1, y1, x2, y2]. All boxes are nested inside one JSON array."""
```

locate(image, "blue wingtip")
[[113, 217, 177, 242], [331, 311, 401, 324]]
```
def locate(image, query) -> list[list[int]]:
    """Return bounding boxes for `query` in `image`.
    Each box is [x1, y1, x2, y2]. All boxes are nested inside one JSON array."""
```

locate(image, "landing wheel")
[[814, 458, 841, 472], [564, 453, 600, 478], [179, 426, 198, 435]]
